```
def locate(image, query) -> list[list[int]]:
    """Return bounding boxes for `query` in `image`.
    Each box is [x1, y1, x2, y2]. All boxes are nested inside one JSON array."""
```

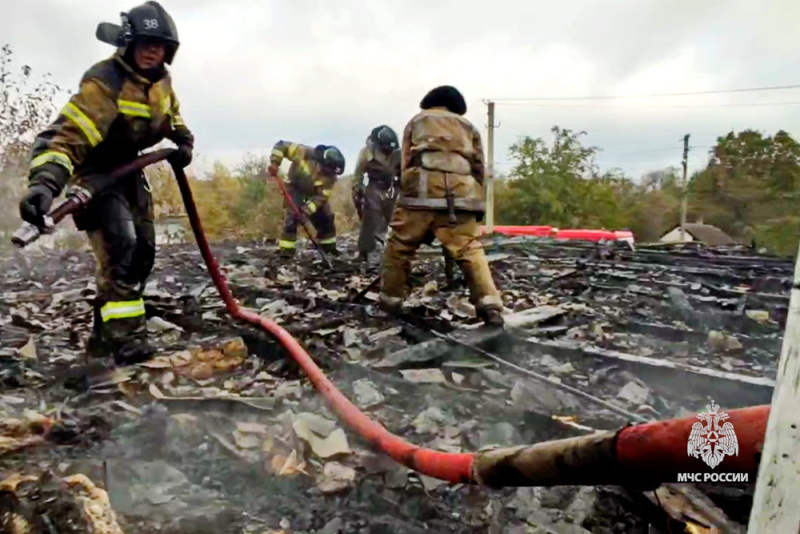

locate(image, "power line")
[[489, 84, 800, 102], [495, 100, 800, 108]]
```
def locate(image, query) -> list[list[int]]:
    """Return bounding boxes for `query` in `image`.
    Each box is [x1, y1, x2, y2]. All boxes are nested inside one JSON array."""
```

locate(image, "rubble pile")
[[0, 235, 790, 533]]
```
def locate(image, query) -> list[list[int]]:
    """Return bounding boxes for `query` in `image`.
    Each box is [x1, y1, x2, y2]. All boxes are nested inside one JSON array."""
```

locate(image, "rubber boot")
[[378, 294, 403, 315], [86, 302, 110, 359], [112, 338, 157, 366], [278, 247, 296, 259], [478, 307, 505, 328], [321, 243, 339, 256]]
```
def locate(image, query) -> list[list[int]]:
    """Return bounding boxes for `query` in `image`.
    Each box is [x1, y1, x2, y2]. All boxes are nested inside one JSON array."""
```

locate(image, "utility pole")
[[486, 100, 496, 233], [679, 134, 689, 241], [748, 233, 800, 532]]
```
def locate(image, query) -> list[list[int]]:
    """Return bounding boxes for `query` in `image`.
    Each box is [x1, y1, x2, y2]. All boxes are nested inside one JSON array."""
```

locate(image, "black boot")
[[321, 243, 339, 256], [113, 338, 157, 366], [86, 302, 111, 359], [278, 248, 296, 259]]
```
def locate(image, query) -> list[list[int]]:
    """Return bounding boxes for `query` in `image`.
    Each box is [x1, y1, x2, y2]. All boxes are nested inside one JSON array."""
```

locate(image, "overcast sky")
[[4, 0, 800, 179]]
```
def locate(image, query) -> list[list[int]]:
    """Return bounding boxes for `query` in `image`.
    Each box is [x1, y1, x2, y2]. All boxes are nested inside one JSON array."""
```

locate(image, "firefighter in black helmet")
[[269, 141, 345, 257], [17, 1, 195, 366], [351, 125, 401, 262], [379, 85, 504, 327]]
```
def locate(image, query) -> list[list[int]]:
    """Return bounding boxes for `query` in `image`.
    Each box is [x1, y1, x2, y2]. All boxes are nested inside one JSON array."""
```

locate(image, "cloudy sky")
[[5, 0, 800, 179]]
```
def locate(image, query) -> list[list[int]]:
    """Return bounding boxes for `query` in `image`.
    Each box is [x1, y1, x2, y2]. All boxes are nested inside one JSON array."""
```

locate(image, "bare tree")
[[0, 44, 64, 231]]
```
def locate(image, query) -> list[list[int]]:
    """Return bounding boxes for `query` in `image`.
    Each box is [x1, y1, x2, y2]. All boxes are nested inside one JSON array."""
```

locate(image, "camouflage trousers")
[[75, 180, 155, 347], [380, 207, 502, 314], [278, 187, 337, 252], [357, 181, 396, 256]]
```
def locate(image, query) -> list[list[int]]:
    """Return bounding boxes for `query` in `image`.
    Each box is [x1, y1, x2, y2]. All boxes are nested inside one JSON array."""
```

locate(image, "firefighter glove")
[[19, 184, 54, 227], [168, 144, 193, 168], [300, 202, 314, 217]]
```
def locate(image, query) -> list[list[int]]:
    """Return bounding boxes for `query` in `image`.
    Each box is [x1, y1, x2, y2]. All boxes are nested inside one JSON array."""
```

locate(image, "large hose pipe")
[[171, 162, 768, 487], [473, 405, 767, 487]]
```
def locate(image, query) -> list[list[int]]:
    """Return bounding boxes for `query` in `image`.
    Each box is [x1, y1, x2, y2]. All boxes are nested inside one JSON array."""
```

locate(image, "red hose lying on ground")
[[172, 166, 474, 483], [171, 164, 768, 487]]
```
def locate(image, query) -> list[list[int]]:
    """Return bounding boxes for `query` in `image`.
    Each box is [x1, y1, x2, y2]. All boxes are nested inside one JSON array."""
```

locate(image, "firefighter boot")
[[113, 339, 157, 366], [86, 302, 110, 359], [477, 306, 505, 328], [378, 294, 403, 315], [321, 243, 339, 256], [278, 246, 296, 259]]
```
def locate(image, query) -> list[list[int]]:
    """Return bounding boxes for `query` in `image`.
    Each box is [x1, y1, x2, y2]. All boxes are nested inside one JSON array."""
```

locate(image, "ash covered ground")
[[0, 233, 789, 533]]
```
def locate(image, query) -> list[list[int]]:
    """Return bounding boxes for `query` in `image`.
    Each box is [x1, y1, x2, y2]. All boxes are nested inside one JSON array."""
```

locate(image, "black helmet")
[[370, 125, 398, 152], [97, 1, 180, 64], [420, 85, 467, 115], [315, 145, 345, 175]]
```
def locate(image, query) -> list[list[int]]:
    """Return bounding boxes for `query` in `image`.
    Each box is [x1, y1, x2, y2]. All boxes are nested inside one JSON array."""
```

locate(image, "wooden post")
[[748, 235, 800, 532], [486, 100, 495, 233], [679, 134, 689, 241]]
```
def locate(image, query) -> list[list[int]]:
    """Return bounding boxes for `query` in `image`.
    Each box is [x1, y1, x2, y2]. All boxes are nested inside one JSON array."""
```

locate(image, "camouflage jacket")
[[352, 140, 401, 193], [28, 51, 193, 194], [397, 107, 485, 213], [270, 141, 336, 214]]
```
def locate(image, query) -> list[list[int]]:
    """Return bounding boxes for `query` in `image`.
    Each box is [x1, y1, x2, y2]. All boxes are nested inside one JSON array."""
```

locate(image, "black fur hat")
[[420, 85, 467, 115]]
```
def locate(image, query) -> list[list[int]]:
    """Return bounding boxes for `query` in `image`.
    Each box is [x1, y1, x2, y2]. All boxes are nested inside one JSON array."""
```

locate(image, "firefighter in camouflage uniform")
[[379, 85, 504, 327], [17, 1, 194, 365], [268, 142, 345, 257]]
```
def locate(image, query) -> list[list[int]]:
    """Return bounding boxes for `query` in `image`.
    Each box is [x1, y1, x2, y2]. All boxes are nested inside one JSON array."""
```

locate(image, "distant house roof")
[[663, 223, 736, 246]]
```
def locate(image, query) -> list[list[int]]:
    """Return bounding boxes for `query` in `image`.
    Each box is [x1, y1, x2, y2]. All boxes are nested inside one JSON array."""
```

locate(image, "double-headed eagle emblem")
[[687, 400, 739, 469]]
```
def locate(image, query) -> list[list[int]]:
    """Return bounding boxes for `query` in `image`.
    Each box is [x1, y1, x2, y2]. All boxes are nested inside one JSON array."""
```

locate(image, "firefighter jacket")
[[352, 140, 401, 192], [270, 141, 336, 215], [397, 107, 485, 213], [28, 52, 193, 195]]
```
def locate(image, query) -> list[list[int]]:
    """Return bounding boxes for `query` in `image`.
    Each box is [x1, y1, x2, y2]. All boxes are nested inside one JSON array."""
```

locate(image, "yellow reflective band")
[[172, 114, 185, 127], [30, 151, 74, 174], [271, 149, 284, 159], [278, 239, 296, 249], [62, 103, 102, 146], [299, 161, 311, 174], [305, 202, 317, 214], [313, 180, 324, 187], [161, 96, 171, 114], [319, 237, 336, 245], [323, 189, 332, 198], [287, 144, 300, 158], [118, 99, 151, 118], [100, 298, 145, 322]]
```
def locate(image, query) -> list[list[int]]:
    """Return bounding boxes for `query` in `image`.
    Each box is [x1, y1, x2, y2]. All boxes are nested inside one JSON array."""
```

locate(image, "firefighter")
[[268, 142, 345, 257], [17, 1, 193, 365], [351, 125, 401, 262], [379, 85, 504, 327]]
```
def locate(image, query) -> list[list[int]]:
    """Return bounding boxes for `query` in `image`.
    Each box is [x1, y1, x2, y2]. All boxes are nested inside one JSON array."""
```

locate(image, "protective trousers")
[[74, 173, 155, 350], [358, 181, 396, 257], [381, 207, 502, 315], [278, 186, 336, 253]]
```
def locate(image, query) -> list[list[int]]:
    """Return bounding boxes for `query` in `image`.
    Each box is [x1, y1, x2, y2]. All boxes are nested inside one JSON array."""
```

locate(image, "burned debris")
[[0, 234, 789, 532]]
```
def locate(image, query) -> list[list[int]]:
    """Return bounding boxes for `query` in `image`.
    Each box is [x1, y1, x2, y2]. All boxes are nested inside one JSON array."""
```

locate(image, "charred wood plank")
[[520, 337, 774, 408]]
